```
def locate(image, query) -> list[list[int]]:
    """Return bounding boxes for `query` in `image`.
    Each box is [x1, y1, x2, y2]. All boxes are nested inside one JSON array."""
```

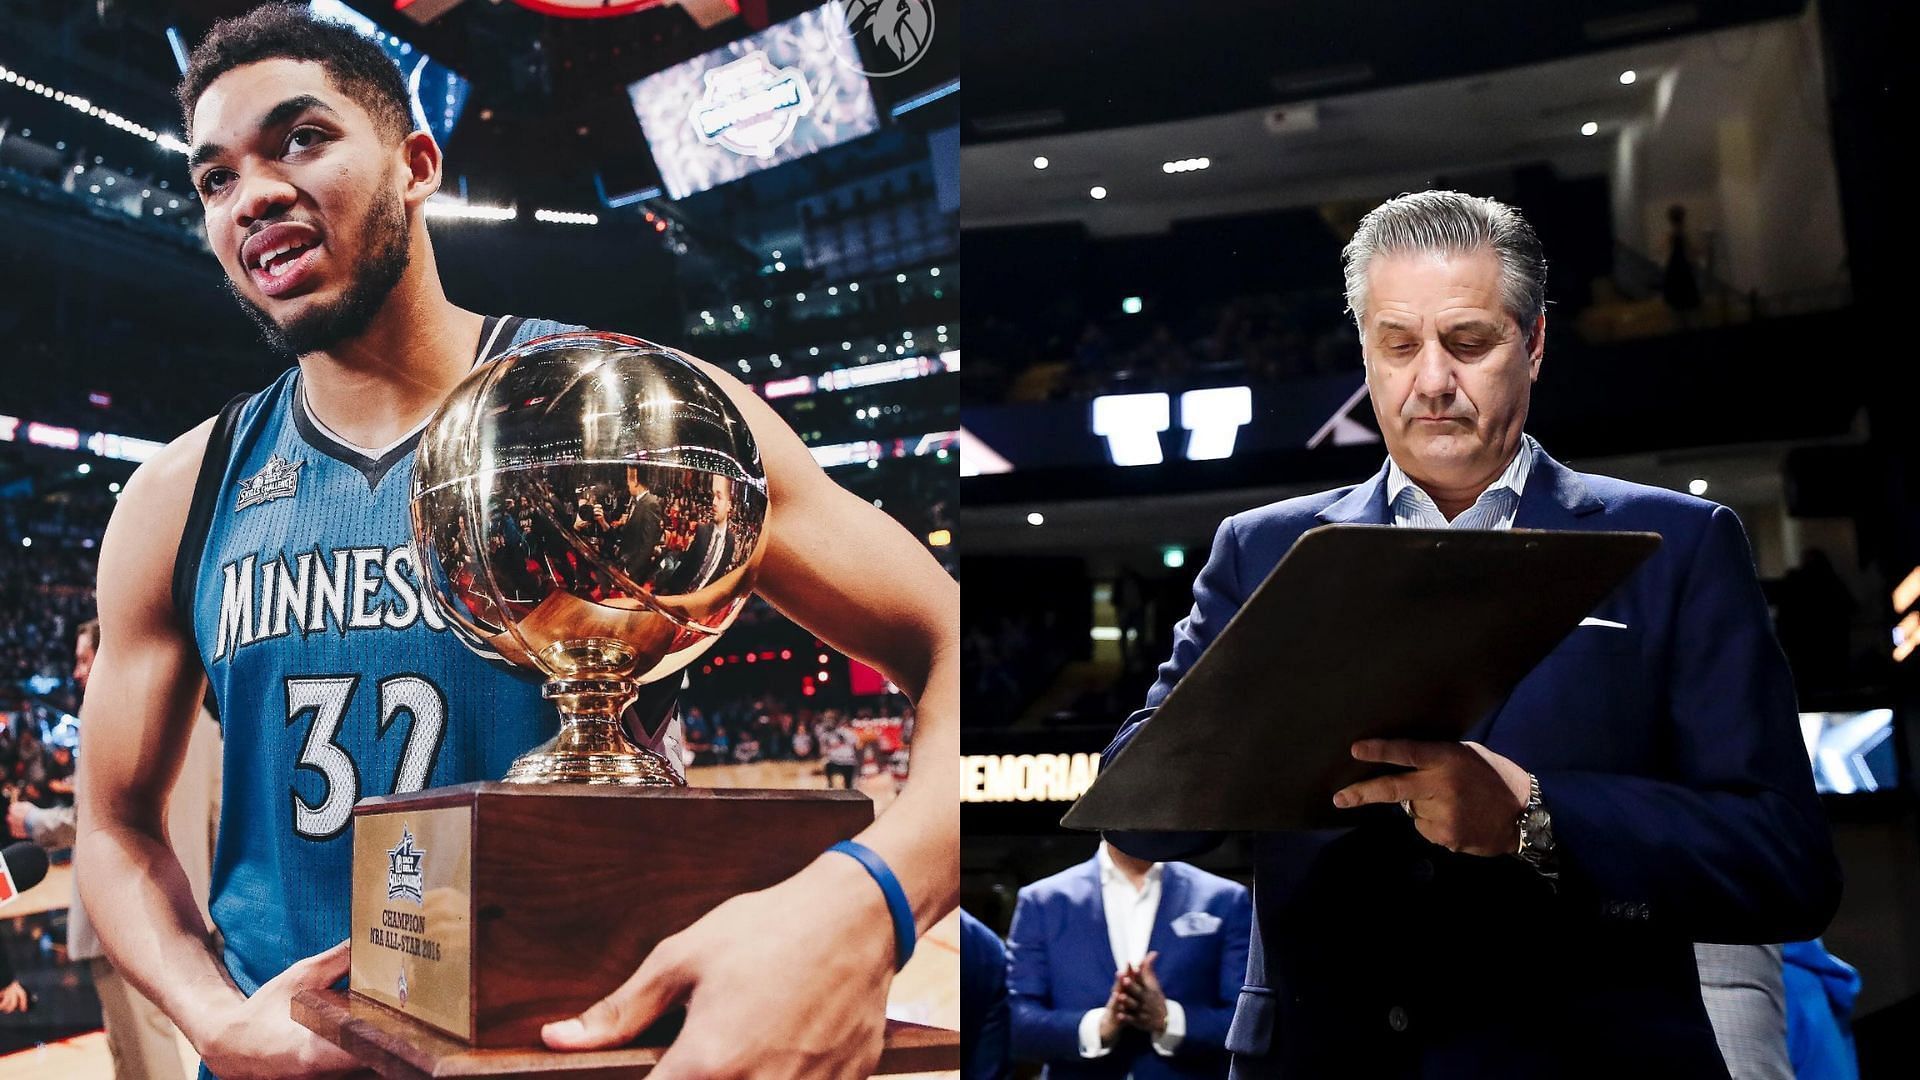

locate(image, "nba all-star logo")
[[236, 453, 304, 511], [387, 827, 426, 905], [841, 0, 935, 77], [690, 52, 814, 158]]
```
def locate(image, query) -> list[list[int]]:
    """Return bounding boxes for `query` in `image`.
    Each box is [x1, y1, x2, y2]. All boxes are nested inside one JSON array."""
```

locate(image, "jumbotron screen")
[[629, 1, 880, 200], [1800, 708, 1900, 795]]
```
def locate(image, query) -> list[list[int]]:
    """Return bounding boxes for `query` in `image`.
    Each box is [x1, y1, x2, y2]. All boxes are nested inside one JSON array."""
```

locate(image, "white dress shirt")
[[1386, 433, 1538, 530], [1077, 845, 1187, 1061]]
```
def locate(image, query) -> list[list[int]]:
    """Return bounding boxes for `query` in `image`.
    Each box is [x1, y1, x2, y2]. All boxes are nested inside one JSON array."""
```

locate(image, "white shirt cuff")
[[1077, 1008, 1113, 1057], [1152, 999, 1186, 1056]]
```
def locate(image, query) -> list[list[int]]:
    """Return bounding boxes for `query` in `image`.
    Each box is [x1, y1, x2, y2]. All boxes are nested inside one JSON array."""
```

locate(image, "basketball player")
[[74, 7, 957, 1079]]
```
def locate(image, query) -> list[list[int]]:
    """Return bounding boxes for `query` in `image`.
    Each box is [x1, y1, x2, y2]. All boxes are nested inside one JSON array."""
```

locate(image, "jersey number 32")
[[286, 674, 445, 841]]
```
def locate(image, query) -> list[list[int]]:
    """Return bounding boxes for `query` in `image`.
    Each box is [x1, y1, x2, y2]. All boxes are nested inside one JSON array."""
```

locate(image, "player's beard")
[[227, 184, 411, 357]]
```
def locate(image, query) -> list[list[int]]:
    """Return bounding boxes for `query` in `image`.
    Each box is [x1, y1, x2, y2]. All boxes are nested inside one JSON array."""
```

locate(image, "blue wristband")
[[828, 840, 916, 972]]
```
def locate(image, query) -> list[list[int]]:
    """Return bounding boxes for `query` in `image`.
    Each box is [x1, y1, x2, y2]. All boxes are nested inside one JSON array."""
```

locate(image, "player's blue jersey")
[[186, 315, 648, 999]]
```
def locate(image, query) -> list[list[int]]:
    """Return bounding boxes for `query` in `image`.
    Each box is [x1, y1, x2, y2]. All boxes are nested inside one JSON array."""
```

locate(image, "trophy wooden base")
[[346, 783, 892, 1049], [294, 988, 962, 1078]]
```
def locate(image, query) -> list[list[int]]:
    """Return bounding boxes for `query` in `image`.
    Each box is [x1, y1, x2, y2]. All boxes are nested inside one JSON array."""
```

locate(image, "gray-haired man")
[[1103, 190, 1838, 1077]]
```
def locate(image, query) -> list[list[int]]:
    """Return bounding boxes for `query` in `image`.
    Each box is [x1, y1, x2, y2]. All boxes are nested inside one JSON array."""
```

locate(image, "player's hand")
[[542, 852, 896, 1079], [1119, 951, 1169, 1034], [1332, 740, 1530, 856], [196, 941, 368, 1080], [0, 981, 28, 1013], [5, 801, 30, 840]]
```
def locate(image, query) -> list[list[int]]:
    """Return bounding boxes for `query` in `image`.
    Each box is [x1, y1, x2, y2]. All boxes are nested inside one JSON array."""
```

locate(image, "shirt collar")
[[1097, 844, 1162, 889], [1385, 433, 1538, 510]]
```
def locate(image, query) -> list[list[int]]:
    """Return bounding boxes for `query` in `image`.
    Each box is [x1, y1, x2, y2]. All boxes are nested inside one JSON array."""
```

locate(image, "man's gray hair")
[[1341, 190, 1548, 346]]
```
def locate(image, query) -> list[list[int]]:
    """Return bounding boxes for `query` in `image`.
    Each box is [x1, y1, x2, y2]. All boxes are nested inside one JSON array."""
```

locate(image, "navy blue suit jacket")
[[1105, 446, 1841, 1078], [1008, 857, 1252, 1079], [961, 909, 1012, 1080]]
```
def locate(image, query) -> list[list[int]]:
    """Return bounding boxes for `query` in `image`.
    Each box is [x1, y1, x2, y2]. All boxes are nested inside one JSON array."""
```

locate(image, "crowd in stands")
[[961, 611, 1076, 729], [0, 517, 98, 699], [0, 529, 89, 814], [1, 705, 74, 814], [680, 695, 913, 780]]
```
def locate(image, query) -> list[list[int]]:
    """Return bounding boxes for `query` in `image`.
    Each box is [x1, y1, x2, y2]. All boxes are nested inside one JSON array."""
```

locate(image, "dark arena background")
[[0, 0, 957, 1071], [958, 0, 1912, 1076]]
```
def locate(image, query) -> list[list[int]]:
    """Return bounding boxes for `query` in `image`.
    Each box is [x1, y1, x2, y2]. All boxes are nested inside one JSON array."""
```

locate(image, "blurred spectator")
[[1774, 550, 1857, 697], [961, 909, 1011, 1080], [1663, 204, 1704, 317], [822, 721, 859, 788]]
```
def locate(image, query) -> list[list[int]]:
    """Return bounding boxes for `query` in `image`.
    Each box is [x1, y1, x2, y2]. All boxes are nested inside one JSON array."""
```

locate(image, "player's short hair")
[[178, 2, 414, 143], [1341, 190, 1549, 348], [78, 619, 101, 652]]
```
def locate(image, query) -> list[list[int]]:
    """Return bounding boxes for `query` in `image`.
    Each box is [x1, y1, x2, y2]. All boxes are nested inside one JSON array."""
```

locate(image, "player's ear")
[[399, 129, 443, 207]]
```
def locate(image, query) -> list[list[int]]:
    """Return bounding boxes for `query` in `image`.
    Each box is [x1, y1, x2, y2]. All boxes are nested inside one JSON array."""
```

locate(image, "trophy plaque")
[[295, 335, 959, 1074]]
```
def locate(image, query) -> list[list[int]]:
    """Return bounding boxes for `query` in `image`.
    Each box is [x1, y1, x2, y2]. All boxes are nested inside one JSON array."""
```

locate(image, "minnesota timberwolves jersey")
[[181, 315, 684, 999]]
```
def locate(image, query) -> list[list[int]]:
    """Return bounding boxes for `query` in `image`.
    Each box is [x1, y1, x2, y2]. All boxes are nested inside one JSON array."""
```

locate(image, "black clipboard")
[[1061, 525, 1661, 833]]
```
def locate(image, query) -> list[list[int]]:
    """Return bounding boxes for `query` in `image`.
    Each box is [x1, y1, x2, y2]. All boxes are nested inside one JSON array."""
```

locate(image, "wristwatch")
[[1514, 772, 1558, 875]]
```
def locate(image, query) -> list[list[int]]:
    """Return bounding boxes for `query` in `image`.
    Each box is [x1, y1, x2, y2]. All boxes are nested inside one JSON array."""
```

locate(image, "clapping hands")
[[1098, 951, 1169, 1042]]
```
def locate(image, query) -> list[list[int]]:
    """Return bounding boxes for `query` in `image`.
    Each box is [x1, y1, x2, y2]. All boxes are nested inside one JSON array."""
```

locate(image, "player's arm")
[[543, 360, 959, 1078], [723, 359, 958, 936], [75, 418, 360, 1080]]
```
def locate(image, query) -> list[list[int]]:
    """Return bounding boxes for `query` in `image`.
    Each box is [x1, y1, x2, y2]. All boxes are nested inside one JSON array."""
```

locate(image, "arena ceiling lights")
[[0, 413, 164, 464], [0, 64, 595, 231], [0, 61, 188, 155], [424, 200, 604, 227], [423, 199, 518, 222], [533, 209, 600, 225], [1090, 387, 1255, 466]]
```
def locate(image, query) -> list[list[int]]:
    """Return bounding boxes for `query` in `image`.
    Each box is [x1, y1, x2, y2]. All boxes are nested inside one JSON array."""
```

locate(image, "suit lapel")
[[1144, 864, 1188, 960], [1511, 446, 1606, 530], [1315, 461, 1393, 525], [1081, 857, 1117, 977], [1466, 444, 1608, 745]]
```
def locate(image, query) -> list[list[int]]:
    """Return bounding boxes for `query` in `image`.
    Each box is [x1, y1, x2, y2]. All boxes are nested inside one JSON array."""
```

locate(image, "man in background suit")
[[612, 465, 665, 577], [1008, 842, 1251, 1078], [1105, 191, 1839, 1077], [961, 908, 1011, 1080], [665, 473, 740, 595]]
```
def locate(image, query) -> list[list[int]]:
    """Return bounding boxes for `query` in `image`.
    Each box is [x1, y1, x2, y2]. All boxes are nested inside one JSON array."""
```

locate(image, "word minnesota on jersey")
[[214, 545, 449, 661]]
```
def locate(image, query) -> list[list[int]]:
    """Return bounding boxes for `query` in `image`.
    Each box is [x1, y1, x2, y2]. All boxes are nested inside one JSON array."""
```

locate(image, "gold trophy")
[[409, 330, 769, 785], [294, 334, 956, 1075]]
